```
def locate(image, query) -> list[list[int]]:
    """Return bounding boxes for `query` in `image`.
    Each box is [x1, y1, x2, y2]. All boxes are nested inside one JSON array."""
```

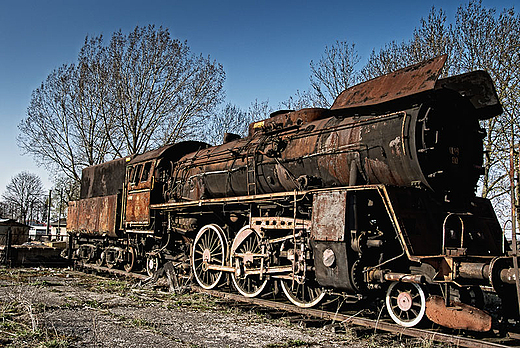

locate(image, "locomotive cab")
[[124, 141, 210, 232], [125, 158, 158, 230]]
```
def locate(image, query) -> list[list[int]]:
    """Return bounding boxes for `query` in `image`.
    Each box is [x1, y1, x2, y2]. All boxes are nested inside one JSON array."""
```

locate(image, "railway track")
[[77, 262, 519, 348]]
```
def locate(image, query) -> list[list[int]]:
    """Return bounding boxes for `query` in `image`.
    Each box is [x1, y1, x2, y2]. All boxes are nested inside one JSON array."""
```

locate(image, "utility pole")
[[58, 189, 63, 240], [5, 227, 11, 266], [46, 190, 51, 237], [509, 129, 520, 315]]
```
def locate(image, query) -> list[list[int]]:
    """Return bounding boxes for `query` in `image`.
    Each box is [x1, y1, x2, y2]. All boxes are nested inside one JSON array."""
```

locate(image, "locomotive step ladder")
[[246, 145, 257, 196], [245, 140, 266, 196]]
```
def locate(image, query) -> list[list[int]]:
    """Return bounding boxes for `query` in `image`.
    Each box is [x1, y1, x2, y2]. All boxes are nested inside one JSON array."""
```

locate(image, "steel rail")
[[194, 287, 511, 348], [77, 262, 515, 348]]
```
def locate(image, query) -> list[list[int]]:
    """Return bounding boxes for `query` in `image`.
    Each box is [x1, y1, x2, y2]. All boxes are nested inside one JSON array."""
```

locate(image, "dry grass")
[[0, 267, 449, 348]]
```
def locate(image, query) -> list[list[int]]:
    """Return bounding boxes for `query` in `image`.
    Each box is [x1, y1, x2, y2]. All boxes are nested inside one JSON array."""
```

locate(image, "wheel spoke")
[[208, 233, 218, 252]]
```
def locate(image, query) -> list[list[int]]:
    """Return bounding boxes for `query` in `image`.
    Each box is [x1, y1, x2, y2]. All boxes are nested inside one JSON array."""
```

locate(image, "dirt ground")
[[0, 267, 435, 348]]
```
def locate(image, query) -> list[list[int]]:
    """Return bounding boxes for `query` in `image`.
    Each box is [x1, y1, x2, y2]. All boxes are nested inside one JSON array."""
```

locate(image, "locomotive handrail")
[[441, 213, 471, 255], [149, 184, 385, 210], [376, 186, 413, 260]]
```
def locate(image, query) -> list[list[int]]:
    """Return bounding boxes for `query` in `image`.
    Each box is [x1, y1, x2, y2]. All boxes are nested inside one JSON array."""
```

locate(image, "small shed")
[[0, 219, 29, 246]]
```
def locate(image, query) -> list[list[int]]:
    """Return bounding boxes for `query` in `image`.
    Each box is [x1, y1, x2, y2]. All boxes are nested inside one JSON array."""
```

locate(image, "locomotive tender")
[[67, 55, 519, 331]]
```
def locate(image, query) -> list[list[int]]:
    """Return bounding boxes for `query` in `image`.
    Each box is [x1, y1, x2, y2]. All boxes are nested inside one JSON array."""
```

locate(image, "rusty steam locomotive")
[[67, 56, 519, 331]]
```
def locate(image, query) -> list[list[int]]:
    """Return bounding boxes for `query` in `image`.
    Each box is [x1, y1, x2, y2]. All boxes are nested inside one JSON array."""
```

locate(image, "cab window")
[[140, 162, 152, 182], [131, 164, 142, 184]]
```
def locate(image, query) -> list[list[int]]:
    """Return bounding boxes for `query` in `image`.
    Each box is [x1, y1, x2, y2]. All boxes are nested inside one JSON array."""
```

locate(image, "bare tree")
[[361, 7, 454, 81], [18, 25, 225, 185], [409, 7, 456, 77], [451, 1, 520, 224], [247, 99, 271, 123], [309, 41, 360, 108], [106, 26, 225, 154], [1, 172, 44, 224], [280, 1, 518, 224], [358, 1, 520, 220], [359, 41, 410, 81], [50, 175, 80, 221], [0, 202, 6, 218], [282, 41, 360, 109], [279, 90, 315, 110], [204, 103, 248, 145], [18, 64, 102, 183], [203, 99, 271, 145]]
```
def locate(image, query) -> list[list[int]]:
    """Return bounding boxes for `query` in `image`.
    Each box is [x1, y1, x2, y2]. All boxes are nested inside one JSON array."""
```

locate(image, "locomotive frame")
[[67, 55, 520, 332]]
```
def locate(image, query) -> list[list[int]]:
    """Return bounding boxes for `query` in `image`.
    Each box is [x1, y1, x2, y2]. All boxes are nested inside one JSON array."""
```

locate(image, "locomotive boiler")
[[67, 55, 519, 331]]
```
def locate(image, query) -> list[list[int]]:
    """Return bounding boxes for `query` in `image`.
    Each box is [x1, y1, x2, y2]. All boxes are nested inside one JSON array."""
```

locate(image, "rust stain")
[[67, 195, 119, 237], [126, 191, 151, 225], [331, 55, 447, 110], [425, 295, 492, 332], [311, 191, 347, 241]]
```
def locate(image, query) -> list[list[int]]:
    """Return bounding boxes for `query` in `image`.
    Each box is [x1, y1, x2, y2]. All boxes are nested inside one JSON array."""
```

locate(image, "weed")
[[264, 339, 310, 347], [28, 280, 62, 287], [42, 337, 70, 348], [167, 293, 220, 310], [84, 299, 103, 309], [131, 317, 154, 329]]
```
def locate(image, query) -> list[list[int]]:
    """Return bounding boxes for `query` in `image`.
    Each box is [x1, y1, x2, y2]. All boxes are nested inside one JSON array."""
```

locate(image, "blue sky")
[[0, 0, 517, 193]]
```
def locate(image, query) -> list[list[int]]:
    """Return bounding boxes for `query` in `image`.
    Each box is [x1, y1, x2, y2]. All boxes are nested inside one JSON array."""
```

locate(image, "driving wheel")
[[230, 226, 268, 297], [192, 224, 227, 289]]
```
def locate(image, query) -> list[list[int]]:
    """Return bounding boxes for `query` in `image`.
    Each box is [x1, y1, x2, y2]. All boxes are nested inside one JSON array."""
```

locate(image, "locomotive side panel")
[[67, 195, 119, 237], [68, 156, 129, 238], [80, 157, 128, 199], [125, 192, 151, 225]]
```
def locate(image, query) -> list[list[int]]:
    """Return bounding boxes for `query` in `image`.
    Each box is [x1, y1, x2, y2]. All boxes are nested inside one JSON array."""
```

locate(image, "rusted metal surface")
[[425, 295, 492, 332], [435, 70, 503, 120], [80, 157, 128, 199], [311, 191, 347, 241], [151, 185, 380, 210], [249, 108, 330, 136], [167, 84, 488, 206], [67, 195, 119, 237], [458, 262, 490, 280], [125, 159, 154, 226], [125, 191, 151, 225], [367, 270, 425, 284], [169, 110, 416, 200], [67, 57, 516, 334], [459, 260, 520, 286], [66, 201, 78, 231], [251, 216, 310, 230], [128, 141, 208, 165], [331, 55, 447, 110]]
